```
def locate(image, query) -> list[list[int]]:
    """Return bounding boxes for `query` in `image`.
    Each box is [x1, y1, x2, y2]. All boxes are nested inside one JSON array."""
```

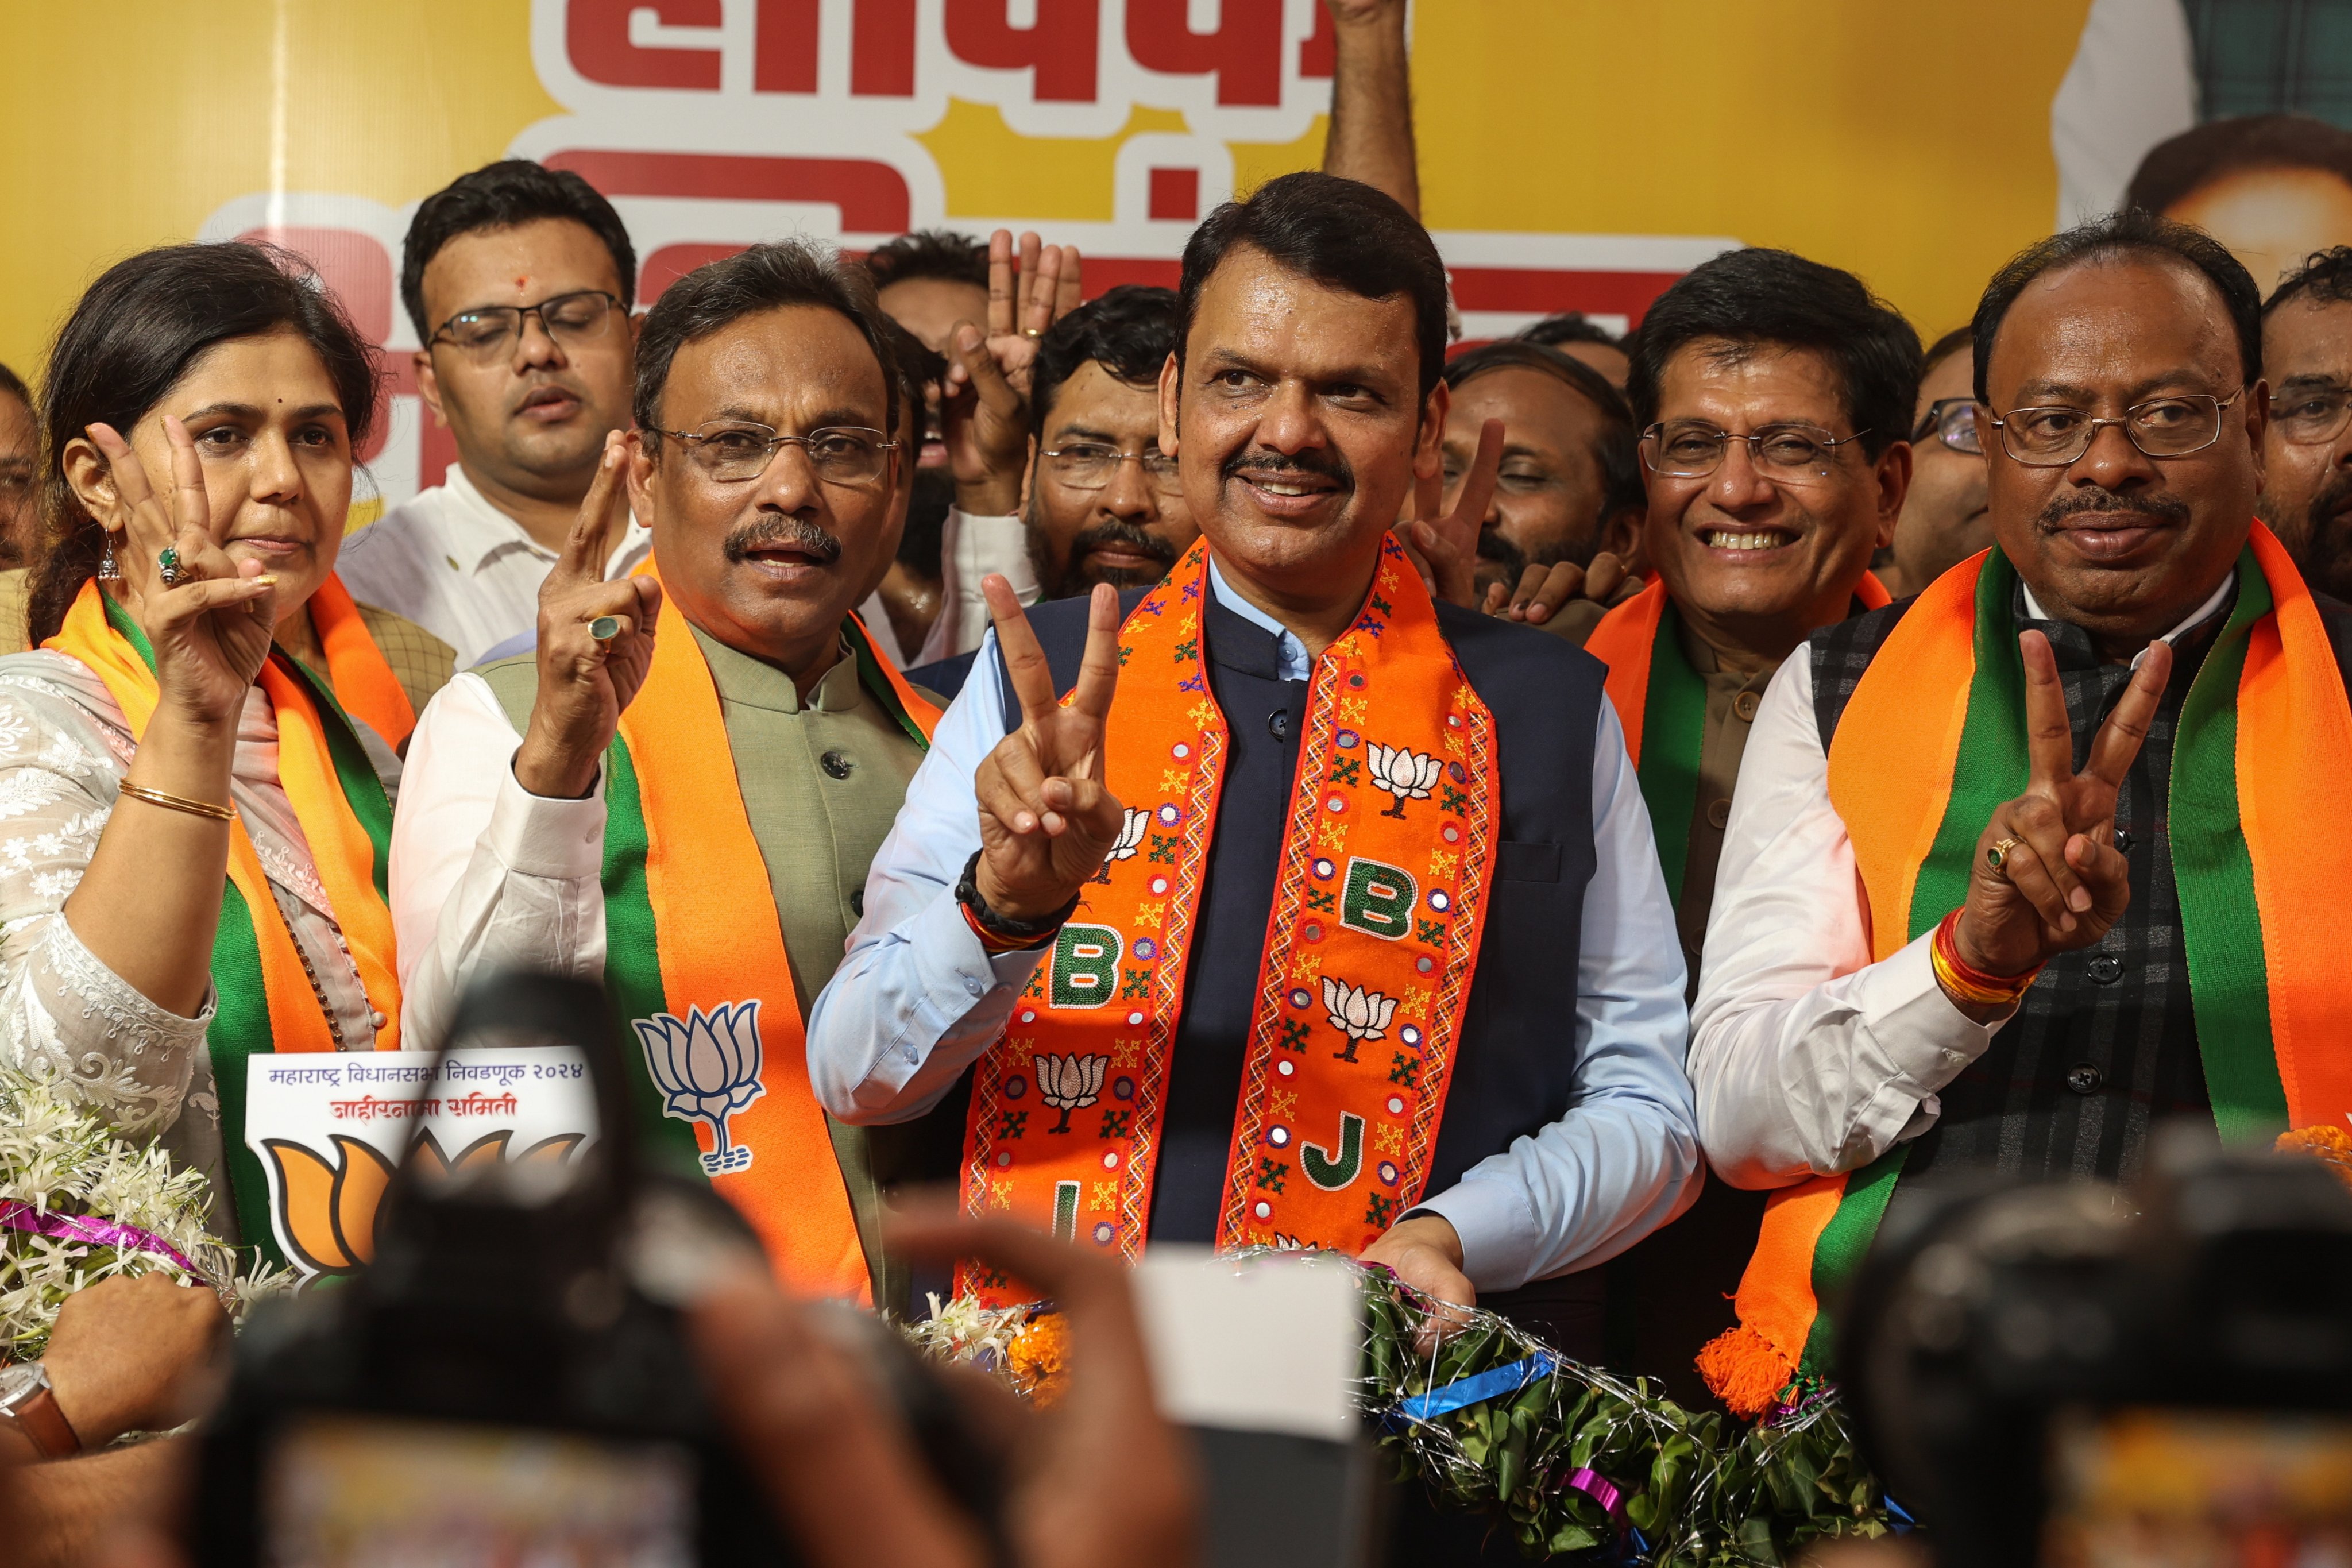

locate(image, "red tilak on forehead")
[[514, 276, 529, 291]]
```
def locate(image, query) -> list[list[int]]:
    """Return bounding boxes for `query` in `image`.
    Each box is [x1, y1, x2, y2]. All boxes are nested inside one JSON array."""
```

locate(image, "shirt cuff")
[[1841, 929, 2013, 1157], [486, 758, 609, 880], [1407, 1176, 1542, 1294]]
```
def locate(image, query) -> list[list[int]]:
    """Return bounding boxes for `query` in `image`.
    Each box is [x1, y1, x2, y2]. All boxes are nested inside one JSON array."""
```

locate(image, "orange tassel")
[[1696, 1323, 1796, 1420]]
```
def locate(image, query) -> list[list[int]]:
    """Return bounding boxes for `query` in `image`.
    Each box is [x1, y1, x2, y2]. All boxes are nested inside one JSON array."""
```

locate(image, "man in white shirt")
[[339, 160, 649, 668]]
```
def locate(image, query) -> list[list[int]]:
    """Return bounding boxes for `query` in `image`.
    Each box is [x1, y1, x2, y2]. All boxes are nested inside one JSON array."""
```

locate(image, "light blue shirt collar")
[[1206, 555, 1313, 681]]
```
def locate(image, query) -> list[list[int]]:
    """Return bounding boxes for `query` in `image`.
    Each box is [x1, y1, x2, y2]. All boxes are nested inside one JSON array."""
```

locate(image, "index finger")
[[986, 229, 1015, 338], [1445, 418, 1504, 530], [2081, 636, 2172, 789], [1067, 580, 1123, 722], [2020, 629, 2076, 789], [160, 416, 219, 544], [986, 572, 1060, 725], [554, 434, 628, 587]]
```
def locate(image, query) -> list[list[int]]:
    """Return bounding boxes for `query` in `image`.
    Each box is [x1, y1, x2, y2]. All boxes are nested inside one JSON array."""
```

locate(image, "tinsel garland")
[[905, 1256, 1898, 1563], [0, 1063, 289, 1360]]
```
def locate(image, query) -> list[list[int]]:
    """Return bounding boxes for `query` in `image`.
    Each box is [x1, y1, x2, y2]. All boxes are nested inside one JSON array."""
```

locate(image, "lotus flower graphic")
[[635, 1002, 767, 1174], [1034, 1052, 1110, 1133], [1321, 977, 1397, 1063], [1091, 807, 1150, 882], [260, 1129, 584, 1279], [1367, 744, 1442, 818]]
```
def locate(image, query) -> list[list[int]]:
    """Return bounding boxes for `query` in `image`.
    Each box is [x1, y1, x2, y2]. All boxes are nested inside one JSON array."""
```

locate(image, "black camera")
[[1842, 1128, 2352, 1567], [189, 971, 998, 1568]]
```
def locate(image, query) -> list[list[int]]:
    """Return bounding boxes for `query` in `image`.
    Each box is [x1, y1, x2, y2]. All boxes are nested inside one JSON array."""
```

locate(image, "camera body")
[[1843, 1130, 2352, 1567]]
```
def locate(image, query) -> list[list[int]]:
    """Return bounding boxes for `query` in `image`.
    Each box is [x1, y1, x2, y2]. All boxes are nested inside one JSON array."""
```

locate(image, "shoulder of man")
[[1532, 596, 1613, 648], [1432, 598, 1608, 708], [352, 600, 458, 717], [1807, 594, 1917, 754], [473, 653, 542, 736], [992, 588, 1152, 730]]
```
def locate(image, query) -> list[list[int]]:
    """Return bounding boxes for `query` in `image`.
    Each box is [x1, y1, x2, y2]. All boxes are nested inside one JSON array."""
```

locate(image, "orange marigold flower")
[[2276, 1125, 2352, 1192]]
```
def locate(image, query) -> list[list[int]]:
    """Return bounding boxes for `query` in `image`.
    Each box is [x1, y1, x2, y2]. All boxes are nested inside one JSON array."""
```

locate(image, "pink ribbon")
[[1565, 1466, 1624, 1516], [0, 1199, 203, 1276]]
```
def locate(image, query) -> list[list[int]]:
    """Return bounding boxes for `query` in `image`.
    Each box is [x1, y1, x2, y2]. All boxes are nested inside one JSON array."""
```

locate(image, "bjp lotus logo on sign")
[[634, 1002, 767, 1176], [260, 1128, 587, 1279]]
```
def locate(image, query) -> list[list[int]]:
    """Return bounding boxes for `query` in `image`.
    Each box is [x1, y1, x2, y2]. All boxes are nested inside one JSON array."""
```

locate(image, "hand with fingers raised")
[[1481, 550, 1639, 627], [1404, 418, 1502, 609], [971, 576, 1129, 927], [1941, 630, 2173, 1020], [87, 418, 281, 730], [941, 231, 1085, 516], [512, 433, 663, 800]]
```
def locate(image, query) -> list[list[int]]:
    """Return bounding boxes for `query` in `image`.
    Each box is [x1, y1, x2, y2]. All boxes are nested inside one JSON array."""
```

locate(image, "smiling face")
[[1892, 346, 1992, 592], [415, 217, 635, 507], [1441, 364, 1617, 593], [1160, 244, 1438, 617], [2256, 291, 2352, 600], [1027, 360, 1196, 596], [1979, 253, 2264, 651], [629, 303, 897, 673], [1642, 339, 1907, 662]]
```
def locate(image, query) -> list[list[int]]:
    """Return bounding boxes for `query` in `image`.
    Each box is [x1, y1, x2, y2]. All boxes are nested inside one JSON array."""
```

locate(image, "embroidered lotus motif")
[[1367, 744, 1442, 818], [1092, 807, 1150, 882], [1034, 1052, 1110, 1133], [1322, 978, 1397, 1063], [635, 1002, 767, 1174]]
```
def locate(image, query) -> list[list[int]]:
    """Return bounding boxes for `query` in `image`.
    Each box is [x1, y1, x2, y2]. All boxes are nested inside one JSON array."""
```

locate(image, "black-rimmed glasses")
[[1639, 421, 1873, 482], [430, 290, 625, 358], [1912, 397, 1983, 454], [648, 422, 897, 485], [1987, 388, 2246, 466]]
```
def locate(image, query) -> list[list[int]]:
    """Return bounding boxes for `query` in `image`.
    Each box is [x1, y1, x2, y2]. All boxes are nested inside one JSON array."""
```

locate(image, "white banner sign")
[[245, 1049, 600, 1279]]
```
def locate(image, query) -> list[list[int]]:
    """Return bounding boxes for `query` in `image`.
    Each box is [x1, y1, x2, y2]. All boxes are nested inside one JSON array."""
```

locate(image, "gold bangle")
[[117, 783, 236, 822]]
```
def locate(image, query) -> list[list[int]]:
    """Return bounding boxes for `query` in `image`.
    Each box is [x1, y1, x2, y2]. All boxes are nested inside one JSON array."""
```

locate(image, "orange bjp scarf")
[[1696, 527, 2352, 1417]]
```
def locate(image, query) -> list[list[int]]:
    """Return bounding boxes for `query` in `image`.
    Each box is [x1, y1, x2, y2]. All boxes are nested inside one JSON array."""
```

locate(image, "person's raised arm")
[[1320, 0, 1419, 218]]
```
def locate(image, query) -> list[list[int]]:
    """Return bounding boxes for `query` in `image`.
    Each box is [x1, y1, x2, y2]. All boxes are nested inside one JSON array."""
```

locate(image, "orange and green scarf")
[[44, 576, 407, 1262], [1584, 573, 1890, 905], [1697, 526, 2352, 1417], [597, 564, 938, 1303], [957, 536, 1501, 1302]]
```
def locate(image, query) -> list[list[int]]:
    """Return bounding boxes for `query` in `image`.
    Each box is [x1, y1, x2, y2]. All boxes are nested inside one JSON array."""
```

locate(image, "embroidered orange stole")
[[957, 538, 1501, 1301]]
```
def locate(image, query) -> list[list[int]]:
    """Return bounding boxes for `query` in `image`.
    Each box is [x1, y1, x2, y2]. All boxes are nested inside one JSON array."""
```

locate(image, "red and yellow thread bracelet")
[[1930, 907, 2041, 1009]]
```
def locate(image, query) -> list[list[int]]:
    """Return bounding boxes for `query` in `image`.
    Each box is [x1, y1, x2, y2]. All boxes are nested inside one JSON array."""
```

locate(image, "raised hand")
[[1406, 418, 1502, 608], [974, 576, 1127, 922], [1950, 629, 2171, 992], [941, 231, 1084, 515], [1480, 550, 1637, 626], [511, 433, 663, 800], [89, 418, 279, 728]]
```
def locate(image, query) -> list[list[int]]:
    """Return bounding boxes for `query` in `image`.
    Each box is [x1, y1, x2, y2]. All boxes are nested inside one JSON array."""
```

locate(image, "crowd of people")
[[3, 1, 2352, 1561]]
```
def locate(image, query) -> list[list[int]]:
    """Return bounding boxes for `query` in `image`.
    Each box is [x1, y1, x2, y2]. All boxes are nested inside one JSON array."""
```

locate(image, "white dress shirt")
[[916, 509, 1037, 664], [338, 465, 651, 670], [804, 569, 1702, 1291], [1688, 571, 2238, 1190]]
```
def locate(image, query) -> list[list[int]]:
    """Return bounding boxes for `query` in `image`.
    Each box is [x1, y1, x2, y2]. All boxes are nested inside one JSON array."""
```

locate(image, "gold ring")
[[1022, 327, 1043, 338], [1985, 836, 2021, 870]]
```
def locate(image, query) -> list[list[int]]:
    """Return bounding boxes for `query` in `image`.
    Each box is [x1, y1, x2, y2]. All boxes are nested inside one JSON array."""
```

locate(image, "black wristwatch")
[[955, 850, 1079, 948]]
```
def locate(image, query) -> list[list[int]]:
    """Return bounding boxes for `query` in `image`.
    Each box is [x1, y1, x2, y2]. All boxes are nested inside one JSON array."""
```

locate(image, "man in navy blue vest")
[[809, 172, 1698, 1358]]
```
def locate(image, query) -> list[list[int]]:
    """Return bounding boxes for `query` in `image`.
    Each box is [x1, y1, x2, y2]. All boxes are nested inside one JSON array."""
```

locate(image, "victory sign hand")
[[1951, 629, 2171, 995], [943, 231, 1084, 514], [974, 576, 1127, 923], [1406, 417, 1502, 609], [512, 434, 662, 800]]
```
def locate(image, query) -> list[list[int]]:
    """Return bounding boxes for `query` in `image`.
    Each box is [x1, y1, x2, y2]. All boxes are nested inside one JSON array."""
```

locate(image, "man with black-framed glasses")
[[2257, 246, 2352, 600], [1689, 210, 2352, 1420], [1882, 326, 1991, 598], [340, 160, 651, 667]]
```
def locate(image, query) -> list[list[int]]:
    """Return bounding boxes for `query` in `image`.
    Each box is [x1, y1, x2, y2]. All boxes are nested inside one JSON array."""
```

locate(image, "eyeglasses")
[[1911, 397, 1983, 454], [1639, 421, 1872, 482], [649, 423, 898, 485], [1038, 444, 1181, 493], [2270, 385, 2352, 447], [1987, 388, 2246, 466], [430, 290, 625, 358]]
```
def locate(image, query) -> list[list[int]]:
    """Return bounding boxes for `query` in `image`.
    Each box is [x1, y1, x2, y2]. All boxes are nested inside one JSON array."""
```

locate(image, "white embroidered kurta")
[[0, 651, 393, 1242]]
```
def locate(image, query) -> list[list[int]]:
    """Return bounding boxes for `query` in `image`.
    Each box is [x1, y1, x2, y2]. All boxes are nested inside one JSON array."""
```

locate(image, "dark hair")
[[2125, 113, 2352, 218], [0, 361, 28, 409], [30, 242, 381, 645], [1923, 325, 1973, 372], [1971, 210, 2261, 405], [2266, 246, 2352, 316], [1177, 171, 1449, 401], [632, 240, 899, 442], [1627, 248, 1922, 459], [1440, 341, 1644, 523], [400, 160, 636, 344], [875, 315, 944, 445], [861, 229, 989, 293], [1031, 285, 1179, 439], [1516, 312, 1623, 350]]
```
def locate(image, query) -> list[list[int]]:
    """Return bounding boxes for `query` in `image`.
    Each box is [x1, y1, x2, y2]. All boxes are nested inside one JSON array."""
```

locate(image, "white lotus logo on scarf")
[[1034, 1052, 1110, 1133], [1367, 744, 1442, 818], [634, 1002, 766, 1175], [1092, 807, 1150, 882], [1321, 978, 1397, 1063]]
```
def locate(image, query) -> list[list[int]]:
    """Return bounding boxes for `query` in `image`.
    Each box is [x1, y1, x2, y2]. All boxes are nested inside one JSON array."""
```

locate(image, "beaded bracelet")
[[1930, 907, 2040, 1009]]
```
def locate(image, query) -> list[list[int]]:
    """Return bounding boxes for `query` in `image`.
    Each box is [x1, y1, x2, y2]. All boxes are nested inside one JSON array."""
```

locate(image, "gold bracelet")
[[117, 783, 236, 822]]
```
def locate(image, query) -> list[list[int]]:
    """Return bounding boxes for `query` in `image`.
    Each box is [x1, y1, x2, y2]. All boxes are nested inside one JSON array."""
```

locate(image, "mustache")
[[1069, 519, 1180, 567], [723, 516, 841, 565], [1476, 528, 1525, 572], [2035, 488, 2193, 530], [1222, 446, 1354, 491]]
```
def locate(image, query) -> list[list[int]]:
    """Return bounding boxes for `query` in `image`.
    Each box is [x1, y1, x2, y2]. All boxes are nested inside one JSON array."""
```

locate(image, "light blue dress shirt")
[[805, 572, 1702, 1291]]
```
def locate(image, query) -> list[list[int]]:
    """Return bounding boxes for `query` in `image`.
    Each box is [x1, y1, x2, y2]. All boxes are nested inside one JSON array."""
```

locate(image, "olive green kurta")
[[486, 624, 930, 1308]]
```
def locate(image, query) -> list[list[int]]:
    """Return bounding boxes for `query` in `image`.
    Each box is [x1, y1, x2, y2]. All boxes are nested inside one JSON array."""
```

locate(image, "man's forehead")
[[1656, 339, 1845, 419], [666, 306, 885, 420], [1449, 366, 1593, 438], [1191, 249, 1417, 372], [1045, 360, 1161, 433], [2265, 292, 2352, 371], [1989, 254, 2242, 395], [422, 217, 621, 310]]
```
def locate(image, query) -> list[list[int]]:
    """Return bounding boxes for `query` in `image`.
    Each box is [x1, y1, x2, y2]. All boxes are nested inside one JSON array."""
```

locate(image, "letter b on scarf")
[[1050, 924, 1125, 1008], [1342, 857, 1418, 940]]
